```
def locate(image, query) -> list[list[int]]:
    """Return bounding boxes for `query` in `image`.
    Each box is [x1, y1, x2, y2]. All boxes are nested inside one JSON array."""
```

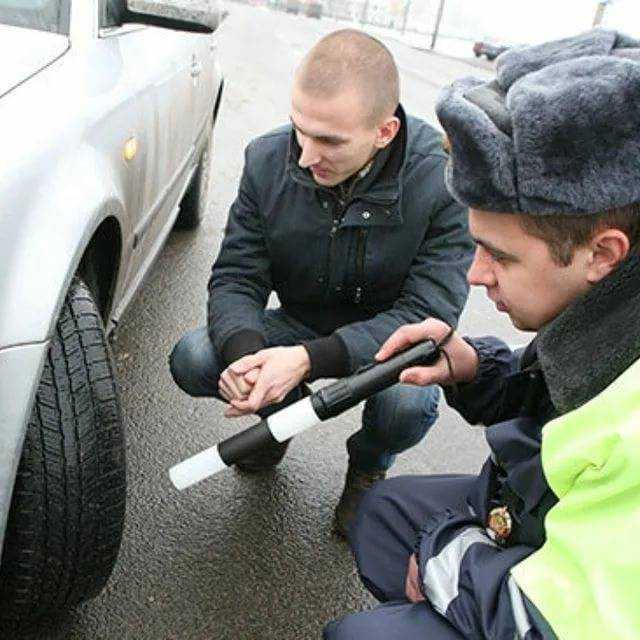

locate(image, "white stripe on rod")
[[169, 397, 319, 490], [169, 444, 226, 490], [267, 397, 319, 442]]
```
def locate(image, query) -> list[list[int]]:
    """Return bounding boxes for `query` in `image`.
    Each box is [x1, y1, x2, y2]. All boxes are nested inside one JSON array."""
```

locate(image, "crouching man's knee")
[[169, 327, 222, 398], [363, 384, 440, 452]]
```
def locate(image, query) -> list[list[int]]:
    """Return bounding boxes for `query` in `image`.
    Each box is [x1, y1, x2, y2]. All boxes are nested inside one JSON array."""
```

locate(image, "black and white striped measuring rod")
[[169, 340, 439, 490]]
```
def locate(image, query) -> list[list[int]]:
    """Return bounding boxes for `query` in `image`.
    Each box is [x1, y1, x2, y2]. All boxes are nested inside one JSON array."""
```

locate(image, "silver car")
[[0, 0, 223, 622]]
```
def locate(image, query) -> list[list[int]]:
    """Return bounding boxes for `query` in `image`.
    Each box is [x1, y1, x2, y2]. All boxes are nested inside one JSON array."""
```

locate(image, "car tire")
[[174, 118, 214, 230], [0, 277, 126, 622]]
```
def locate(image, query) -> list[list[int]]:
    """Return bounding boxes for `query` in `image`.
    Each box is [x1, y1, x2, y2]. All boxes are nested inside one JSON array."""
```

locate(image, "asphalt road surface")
[[9, 4, 527, 639]]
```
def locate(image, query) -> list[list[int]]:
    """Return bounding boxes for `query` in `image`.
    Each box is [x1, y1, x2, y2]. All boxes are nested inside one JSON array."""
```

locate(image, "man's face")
[[290, 83, 381, 187], [467, 209, 592, 332]]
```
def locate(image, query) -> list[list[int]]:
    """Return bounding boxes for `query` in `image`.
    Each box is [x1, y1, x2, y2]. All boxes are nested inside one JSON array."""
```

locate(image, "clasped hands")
[[219, 318, 478, 422], [219, 345, 311, 418]]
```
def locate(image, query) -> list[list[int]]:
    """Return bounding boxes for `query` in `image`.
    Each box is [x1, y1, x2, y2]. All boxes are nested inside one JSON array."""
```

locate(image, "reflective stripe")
[[267, 397, 318, 442], [508, 576, 532, 639], [169, 445, 226, 490], [422, 527, 498, 615]]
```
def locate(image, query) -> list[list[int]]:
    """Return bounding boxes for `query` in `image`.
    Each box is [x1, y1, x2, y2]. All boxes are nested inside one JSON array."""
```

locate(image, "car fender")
[[0, 145, 129, 351]]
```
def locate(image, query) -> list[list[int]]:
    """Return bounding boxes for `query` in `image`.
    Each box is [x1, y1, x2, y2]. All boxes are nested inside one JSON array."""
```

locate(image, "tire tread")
[[0, 278, 126, 622]]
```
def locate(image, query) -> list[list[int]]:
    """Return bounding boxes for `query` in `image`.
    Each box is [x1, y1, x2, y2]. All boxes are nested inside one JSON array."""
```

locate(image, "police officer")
[[326, 29, 640, 639]]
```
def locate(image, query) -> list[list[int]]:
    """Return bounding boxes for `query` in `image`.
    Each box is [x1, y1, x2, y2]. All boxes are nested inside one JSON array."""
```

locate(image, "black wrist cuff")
[[301, 334, 350, 381]]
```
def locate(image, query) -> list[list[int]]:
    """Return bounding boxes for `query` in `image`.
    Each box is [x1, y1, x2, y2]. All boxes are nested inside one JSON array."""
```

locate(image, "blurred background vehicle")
[[305, 0, 322, 18], [472, 40, 509, 60], [285, 0, 300, 13]]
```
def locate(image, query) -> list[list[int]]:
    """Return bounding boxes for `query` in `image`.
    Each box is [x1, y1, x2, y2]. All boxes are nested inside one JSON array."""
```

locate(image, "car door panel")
[[100, 24, 197, 290]]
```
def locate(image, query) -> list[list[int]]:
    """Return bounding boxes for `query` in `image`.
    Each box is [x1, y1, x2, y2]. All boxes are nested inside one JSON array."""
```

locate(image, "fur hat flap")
[[436, 78, 519, 212]]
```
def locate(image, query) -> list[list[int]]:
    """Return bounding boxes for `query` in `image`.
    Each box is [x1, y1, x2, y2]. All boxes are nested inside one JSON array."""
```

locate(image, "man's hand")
[[219, 366, 259, 403], [376, 318, 479, 386], [405, 554, 426, 603], [223, 346, 311, 417]]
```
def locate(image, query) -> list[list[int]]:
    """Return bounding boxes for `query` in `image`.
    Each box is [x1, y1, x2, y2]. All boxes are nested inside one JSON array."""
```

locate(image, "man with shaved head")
[[170, 30, 473, 535]]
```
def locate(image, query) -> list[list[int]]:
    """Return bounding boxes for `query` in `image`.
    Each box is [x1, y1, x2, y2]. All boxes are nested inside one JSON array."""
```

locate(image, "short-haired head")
[[294, 29, 400, 126]]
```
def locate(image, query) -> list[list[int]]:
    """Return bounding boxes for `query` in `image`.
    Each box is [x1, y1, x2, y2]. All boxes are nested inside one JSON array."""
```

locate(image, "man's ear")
[[374, 116, 400, 149], [586, 228, 630, 283]]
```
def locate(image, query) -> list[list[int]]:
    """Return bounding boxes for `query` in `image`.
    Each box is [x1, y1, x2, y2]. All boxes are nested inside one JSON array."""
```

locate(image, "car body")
[[0, 0, 224, 613], [305, 0, 322, 18], [285, 0, 300, 14], [472, 40, 509, 61]]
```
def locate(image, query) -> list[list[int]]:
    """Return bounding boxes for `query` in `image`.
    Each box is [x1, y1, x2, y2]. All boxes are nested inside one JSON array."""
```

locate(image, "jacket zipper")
[[354, 228, 366, 304], [325, 176, 362, 299], [324, 198, 344, 298]]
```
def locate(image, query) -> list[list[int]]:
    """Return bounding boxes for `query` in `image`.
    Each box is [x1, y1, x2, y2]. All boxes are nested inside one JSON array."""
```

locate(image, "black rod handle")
[[312, 340, 439, 420]]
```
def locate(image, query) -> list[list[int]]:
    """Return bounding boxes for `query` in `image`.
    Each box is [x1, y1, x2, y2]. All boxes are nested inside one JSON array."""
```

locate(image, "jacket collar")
[[537, 255, 640, 415], [286, 104, 408, 206]]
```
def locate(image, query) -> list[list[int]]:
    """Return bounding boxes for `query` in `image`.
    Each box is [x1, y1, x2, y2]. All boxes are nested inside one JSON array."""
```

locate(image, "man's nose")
[[467, 248, 496, 287], [298, 139, 321, 168]]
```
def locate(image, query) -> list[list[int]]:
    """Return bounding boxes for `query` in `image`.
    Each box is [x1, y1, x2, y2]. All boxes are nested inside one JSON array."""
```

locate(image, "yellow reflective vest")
[[512, 357, 640, 639]]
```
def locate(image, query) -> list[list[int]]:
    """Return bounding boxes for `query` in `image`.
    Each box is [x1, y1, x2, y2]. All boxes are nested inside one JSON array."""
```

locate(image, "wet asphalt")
[[7, 5, 527, 639]]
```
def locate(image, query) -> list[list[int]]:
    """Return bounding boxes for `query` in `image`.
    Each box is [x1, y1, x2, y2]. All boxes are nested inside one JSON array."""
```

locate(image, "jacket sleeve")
[[207, 145, 271, 366], [443, 336, 522, 425], [416, 511, 549, 640], [334, 190, 474, 373]]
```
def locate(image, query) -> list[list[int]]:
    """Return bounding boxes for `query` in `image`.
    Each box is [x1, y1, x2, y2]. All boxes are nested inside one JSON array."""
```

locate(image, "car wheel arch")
[[77, 215, 123, 326]]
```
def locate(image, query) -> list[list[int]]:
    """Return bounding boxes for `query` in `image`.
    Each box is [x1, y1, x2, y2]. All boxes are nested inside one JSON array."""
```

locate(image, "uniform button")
[[317, 276, 325, 283], [362, 210, 371, 220], [335, 285, 343, 292]]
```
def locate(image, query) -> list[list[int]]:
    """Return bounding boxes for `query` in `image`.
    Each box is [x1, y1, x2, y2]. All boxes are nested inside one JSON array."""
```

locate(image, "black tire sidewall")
[[0, 277, 127, 623]]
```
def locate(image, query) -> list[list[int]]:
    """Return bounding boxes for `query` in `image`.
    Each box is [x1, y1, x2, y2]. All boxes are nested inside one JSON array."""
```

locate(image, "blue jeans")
[[169, 309, 439, 471]]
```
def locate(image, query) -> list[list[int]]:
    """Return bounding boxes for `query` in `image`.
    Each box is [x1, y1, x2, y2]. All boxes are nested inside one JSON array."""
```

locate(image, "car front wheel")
[[0, 277, 126, 622]]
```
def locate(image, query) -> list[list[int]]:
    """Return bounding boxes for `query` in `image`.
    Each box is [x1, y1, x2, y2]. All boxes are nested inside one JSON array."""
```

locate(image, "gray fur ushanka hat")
[[436, 29, 640, 215]]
